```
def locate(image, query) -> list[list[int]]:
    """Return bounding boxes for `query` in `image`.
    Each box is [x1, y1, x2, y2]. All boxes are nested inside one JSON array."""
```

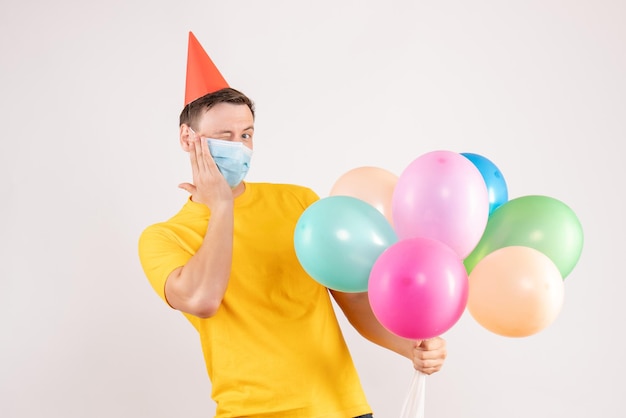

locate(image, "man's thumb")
[[178, 183, 195, 194]]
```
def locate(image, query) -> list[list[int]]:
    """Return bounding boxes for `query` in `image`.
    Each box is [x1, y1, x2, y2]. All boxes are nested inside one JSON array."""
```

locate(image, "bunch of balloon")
[[367, 150, 489, 341], [293, 151, 583, 417], [293, 166, 399, 292], [463, 192, 584, 338], [364, 150, 490, 418]]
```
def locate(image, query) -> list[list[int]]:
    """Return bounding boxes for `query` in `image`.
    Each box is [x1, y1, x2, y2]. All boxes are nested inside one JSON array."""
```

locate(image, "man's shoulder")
[[249, 182, 320, 204], [251, 182, 317, 195], [139, 199, 204, 237], [246, 183, 319, 207]]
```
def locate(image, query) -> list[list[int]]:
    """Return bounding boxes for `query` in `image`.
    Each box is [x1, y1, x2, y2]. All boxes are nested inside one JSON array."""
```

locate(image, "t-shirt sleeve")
[[301, 186, 321, 209], [138, 224, 192, 306]]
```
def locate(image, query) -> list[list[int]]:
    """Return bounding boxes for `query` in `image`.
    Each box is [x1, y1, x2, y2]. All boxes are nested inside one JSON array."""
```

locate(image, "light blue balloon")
[[294, 196, 398, 292], [461, 152, 509, 215]]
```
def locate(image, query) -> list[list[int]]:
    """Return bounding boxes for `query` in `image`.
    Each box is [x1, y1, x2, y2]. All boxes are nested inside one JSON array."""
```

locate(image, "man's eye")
[[242, 133, 252, 140]]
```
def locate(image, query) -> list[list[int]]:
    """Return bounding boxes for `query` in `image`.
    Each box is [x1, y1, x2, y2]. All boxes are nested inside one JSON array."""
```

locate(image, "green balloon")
[[464, 195, 583, 279], [294, 196, 398, 292]]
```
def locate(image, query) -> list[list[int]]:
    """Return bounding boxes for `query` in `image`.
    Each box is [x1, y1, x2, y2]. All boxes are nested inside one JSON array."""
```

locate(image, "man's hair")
[[179, 87, 255, 128]]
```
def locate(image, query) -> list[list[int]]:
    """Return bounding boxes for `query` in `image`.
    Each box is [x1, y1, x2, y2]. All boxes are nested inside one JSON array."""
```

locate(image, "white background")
[[1, 1, 624, 417]]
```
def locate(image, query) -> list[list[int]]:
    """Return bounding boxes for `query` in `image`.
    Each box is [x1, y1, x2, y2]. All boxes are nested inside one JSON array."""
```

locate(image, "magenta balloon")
[[368, 237, 469, 340], [391, 150, 489, 258]]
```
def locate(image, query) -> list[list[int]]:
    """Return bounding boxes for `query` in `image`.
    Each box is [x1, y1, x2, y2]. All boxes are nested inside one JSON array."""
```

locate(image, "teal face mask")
[[206, 138, 253, 188]]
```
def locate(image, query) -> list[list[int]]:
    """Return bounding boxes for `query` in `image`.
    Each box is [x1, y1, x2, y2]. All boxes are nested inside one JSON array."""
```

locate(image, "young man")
[[138, 32, 447, 418]]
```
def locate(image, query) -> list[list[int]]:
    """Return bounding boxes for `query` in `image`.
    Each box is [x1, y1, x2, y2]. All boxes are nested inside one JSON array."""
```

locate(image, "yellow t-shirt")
[[138, 182, 372, 418]]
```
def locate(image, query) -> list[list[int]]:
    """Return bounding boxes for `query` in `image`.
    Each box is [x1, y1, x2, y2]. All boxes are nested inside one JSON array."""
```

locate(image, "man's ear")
[[179, 124, 193, 152]]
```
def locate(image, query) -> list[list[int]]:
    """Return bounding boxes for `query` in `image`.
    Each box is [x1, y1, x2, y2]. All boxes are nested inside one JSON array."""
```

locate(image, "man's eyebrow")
[[215, 126, 254, 134]]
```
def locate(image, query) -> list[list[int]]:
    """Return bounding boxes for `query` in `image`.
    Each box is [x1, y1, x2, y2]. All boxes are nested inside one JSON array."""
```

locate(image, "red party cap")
[[184, 31, 229, 106]]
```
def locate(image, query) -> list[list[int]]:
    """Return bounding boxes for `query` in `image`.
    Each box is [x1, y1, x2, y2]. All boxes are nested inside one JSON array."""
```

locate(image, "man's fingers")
[[417, 365, 443, 375], [417, 337, 446, 351], [191, 135, 222, 177], [413, 337, 447, 361], [188, 137, 201, 174], [414, 345, 447, 359], [192, 135, 209, 171], [199, 137, 221, 174]]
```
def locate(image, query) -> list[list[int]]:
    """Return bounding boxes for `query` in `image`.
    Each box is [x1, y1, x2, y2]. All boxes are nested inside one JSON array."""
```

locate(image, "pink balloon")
[[368, 237, 469, 340], [391, 150, 489, 258]]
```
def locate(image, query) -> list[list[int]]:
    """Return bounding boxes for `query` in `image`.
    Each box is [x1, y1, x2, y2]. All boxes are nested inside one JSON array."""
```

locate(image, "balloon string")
[[399, 370, 426, 418]]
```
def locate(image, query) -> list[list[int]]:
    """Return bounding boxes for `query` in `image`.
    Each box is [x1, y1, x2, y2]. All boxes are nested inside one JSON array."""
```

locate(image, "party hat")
[[184, 31, 229, 106]]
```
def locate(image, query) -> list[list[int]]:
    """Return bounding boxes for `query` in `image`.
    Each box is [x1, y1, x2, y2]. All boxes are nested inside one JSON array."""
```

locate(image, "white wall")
[[1, 1, 624, 417]]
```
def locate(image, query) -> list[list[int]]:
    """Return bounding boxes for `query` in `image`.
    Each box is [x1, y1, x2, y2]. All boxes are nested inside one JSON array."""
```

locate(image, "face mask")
[[206, 138, 253, 188], [188, 128, 253, 188]]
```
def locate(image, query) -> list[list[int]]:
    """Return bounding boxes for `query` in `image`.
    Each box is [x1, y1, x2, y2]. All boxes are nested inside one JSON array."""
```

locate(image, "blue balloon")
[[461, 152, 508, 215], [294, 196, 398, 292]]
